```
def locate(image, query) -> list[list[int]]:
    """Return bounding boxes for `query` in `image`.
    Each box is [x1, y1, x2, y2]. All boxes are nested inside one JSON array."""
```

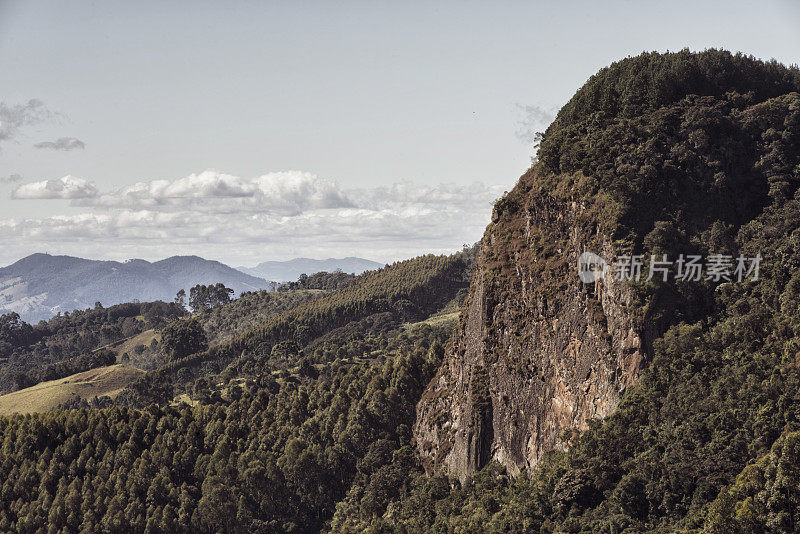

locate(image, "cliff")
[[414, 49, 800, 481], [414, 170, 650, 479]]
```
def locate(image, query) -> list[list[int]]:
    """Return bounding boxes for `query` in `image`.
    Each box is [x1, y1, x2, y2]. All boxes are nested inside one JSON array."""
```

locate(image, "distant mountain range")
[[0, 254, 269, 323], [0, 254, 384, 323], [238, 257, 383, 282]]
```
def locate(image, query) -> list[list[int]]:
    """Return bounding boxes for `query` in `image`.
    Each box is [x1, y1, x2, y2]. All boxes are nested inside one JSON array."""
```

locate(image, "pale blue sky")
[[1, 1, 799, 265]]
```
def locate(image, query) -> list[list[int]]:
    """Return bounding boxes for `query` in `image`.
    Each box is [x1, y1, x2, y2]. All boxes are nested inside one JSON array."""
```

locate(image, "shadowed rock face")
[[414, 174, 648, 481]]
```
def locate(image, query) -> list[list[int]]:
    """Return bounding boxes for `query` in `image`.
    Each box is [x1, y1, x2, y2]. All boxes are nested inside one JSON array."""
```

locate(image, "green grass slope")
[[0, 364, 144, 416]]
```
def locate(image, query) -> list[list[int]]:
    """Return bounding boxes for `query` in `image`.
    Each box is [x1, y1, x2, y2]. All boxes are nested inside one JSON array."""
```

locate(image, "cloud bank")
[[2, 169, 508, 265], [34, 137, 85, 151]]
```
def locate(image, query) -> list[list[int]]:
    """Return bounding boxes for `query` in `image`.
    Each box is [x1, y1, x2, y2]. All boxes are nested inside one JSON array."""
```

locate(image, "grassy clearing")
[[111, 329, 159, 358], [171, 393, 199, 408], [0, 364, 144, 416], [404, 311, 460, 330]]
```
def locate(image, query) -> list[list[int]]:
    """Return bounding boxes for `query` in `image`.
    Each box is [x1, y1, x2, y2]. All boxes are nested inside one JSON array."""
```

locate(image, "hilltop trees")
[[0, 312, 34, 354], [187, 283, 234, 313], [278, 270, 356, 291]]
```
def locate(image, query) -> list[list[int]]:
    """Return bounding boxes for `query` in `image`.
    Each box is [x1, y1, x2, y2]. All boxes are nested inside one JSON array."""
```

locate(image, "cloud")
[[0, 201, 492, 263], [85, 170, 258, 208], [0, 174, 22, 184], [253, 171, 354, 213], [75, 170, 496, 219], [12, 175, 98, 199], [0, 99, 54, 147], [34, 137, 85, 151], [0, 100, 84, 152], [515, 104, 555, 145], [78, 169, 354, 215], [351, 181, 503, 211]]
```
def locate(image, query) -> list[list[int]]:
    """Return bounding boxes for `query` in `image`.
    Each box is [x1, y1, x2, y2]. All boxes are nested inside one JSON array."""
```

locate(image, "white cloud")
[[12, 175, 98, 199], [84, 170, 257, 209], [78, 169, 354, 215], [0, 169, 511, 265], [252, 171, 354, 213], [34, 137, 85, 151], [159, 170, 255, 198], [352, 181, 504, 211]]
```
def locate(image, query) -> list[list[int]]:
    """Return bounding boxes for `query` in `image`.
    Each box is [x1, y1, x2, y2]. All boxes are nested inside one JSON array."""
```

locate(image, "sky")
[[1, 1, 799, 267]]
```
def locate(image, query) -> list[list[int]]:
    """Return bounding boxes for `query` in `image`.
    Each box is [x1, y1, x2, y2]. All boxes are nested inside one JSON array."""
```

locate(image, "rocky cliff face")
[[414, 170, 650, 480]]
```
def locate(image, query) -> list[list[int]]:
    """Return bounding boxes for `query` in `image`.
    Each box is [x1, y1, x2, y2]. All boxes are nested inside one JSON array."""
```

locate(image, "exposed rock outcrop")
[[414, 171, 649, 480]]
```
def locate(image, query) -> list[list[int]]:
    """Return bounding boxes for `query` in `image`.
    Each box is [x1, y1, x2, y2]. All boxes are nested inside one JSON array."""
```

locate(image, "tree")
[[195, 476, 237, 532], [12, 371, 32, 391], [0, 312, 34, 347], [175, 289, 186, 308], [189, 285, 210, 313], [188, 284, 234, 312], [160, 318, 208, 360], [211, 283, 234, 308]]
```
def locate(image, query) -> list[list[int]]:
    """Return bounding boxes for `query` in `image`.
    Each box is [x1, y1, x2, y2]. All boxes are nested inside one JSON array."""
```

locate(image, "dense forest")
[[2, 49, 800, 533], [0, 321, 450, 532]]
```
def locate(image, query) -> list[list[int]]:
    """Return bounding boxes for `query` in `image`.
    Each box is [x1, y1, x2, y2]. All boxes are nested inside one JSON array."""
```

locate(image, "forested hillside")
[[0, 322, 450, 532], [111, 253, 469, 408], [0, 251, 473, 532]]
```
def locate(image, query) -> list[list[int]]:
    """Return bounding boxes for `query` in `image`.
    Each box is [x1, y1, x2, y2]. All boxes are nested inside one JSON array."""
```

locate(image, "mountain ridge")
[[0, 253, 269, 322]]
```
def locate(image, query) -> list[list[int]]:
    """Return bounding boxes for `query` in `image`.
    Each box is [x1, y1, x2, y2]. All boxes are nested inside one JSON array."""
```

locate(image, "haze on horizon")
[[1, 0, 798, 267]]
